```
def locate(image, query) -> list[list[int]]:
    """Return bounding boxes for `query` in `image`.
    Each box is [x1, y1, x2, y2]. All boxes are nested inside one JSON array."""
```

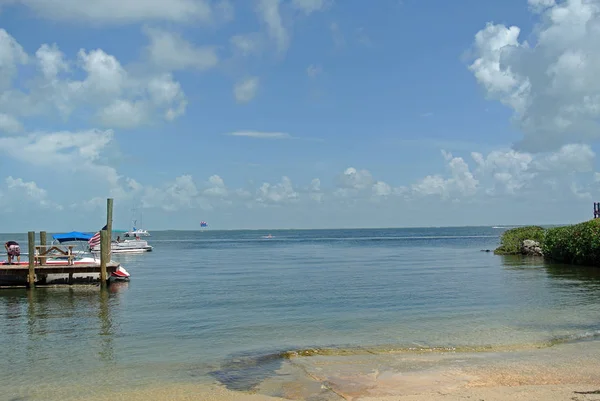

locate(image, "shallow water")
[[1, 227, 600, 399]]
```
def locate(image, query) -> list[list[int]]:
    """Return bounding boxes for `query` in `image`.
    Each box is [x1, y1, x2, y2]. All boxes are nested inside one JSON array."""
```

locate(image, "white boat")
[[124, 228, 150, 237], [91, 238, 153, 254], [0, 232, 131, 285], [123, 206, 151, 237]]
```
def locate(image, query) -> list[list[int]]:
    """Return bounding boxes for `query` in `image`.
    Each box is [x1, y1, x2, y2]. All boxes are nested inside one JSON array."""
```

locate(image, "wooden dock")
[[1, 198, 120, 289]]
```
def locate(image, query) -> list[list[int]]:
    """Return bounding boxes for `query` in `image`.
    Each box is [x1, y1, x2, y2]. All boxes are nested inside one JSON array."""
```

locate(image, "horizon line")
[[0, 223, 570, 235]]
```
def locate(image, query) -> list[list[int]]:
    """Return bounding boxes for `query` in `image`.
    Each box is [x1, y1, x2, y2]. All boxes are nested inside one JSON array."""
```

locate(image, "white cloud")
[[533, 143, 595, 173], [471, 148, 535, 195], [204, 175, 228, 198], [98, 100, 147, 129], [0, 129, 113, 167], [256, 0, 289, 54], [142, 175, 200, 211], [230, 33, 264, 56], [373, 181, 392, 197], [334, 167, 398, 201], [468, 0, 600, 151], [337, 167, 374, 191], [307, 178, 324, 202], [0, 130, 134, 204], [35, 43, 69, 80], [0, 113, 23, 133], [0, 29, 187, 129], [291, 0, 332, 15], [0, 28, 28, 89], [226, 131, 291, 139], [234, 77, 259, 103], [143, 27, 219, 71], [412, 151, 478, 199], [5, 176, 62, 210], [6, 0, 214, 24], [256, 176, 298, 204], [528, 0, 556, 13]]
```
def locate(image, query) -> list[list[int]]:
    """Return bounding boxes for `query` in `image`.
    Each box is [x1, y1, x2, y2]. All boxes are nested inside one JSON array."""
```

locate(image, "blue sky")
[[1, 0, 599, 232]]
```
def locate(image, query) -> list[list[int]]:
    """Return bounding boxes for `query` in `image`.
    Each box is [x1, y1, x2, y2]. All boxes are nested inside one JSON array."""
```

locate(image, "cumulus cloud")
[[468, 0, 600, 151], [256, 176, 298, 205], [412, 152, 478, 199], [0, 29, 188, 130], [44, 139, 600, 221], [204, 175, 228, 198], [4, 176, 62, 210], [142, 175, 200, 211]]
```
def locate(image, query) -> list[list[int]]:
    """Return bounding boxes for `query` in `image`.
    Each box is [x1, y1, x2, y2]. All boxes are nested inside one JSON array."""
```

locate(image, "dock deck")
[[0, 262, 121, 276], [2, 198, 127, 289]]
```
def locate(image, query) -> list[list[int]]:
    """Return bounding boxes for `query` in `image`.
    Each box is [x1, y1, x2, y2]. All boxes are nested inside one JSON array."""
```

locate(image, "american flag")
[[88, 224, 108, 248]]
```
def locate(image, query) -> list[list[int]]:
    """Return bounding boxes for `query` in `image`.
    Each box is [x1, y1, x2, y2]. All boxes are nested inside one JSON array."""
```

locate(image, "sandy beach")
[[36, 337, 599, 401]]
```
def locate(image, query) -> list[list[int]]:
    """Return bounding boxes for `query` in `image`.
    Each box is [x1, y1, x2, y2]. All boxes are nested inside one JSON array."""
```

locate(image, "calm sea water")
[[2, 227, 600, 399]]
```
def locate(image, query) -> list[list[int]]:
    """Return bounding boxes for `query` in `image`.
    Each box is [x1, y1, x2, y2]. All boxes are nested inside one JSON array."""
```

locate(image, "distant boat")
[[124, 206, 151, 237]]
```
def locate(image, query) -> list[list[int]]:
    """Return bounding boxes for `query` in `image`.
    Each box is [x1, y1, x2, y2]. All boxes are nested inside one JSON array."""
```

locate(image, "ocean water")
[[1, 227, 600, 400]]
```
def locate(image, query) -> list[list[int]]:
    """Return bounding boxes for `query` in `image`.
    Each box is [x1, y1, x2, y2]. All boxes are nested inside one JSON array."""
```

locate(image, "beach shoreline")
[[29, 337, 599, 401]]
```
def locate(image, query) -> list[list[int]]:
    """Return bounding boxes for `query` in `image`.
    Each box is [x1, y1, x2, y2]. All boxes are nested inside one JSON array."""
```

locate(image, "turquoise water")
[[2, 227, 600, 399]]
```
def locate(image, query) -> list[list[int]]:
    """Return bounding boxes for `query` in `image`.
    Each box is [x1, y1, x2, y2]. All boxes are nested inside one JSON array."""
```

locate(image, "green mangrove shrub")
[[494, 226, 546, 255], [542, 219, 600, 266]]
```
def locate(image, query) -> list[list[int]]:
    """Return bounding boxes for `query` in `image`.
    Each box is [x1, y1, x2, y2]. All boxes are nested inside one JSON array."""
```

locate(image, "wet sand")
[[15, 338, 600, 401]]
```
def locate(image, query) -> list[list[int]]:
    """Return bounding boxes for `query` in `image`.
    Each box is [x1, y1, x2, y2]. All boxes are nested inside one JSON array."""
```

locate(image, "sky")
[[1, 0, 600, 232]]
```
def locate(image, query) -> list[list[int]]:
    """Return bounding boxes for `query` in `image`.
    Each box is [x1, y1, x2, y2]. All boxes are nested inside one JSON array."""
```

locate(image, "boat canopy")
[[52, 231, 93, 243]]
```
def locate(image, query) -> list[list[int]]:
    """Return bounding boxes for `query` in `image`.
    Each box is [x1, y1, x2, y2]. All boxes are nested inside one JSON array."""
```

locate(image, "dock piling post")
[[100, 230, 108, 286], [107, 198, 113, 260], [39, 231, 46, 265], [27, 231, 35, 288]]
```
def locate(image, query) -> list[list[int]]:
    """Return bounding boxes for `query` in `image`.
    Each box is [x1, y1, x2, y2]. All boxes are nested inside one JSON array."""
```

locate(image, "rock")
[[522, 239, 543, 256]]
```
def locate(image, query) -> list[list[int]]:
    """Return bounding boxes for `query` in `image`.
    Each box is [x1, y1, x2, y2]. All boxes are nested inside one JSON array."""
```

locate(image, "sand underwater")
[[7, 337, 600, 401]]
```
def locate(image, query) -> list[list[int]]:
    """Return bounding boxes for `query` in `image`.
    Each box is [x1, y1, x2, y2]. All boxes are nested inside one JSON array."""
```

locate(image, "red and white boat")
[[0, 231, 131, 285]]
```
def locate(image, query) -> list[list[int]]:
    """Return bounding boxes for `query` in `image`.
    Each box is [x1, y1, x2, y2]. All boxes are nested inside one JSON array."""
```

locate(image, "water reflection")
[[98, 288, 114, 362], [0, 284, 127, 380], [500, 255, 600, 301]]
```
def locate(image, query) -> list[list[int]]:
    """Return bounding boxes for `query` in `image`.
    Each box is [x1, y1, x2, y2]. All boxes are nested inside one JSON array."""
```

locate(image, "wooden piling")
[[27, 231, 35, 288], [39, 231, 47, 255], [39, 231, 47, 284], [106, 198, 113, 258], [100, 230, 108, 285]]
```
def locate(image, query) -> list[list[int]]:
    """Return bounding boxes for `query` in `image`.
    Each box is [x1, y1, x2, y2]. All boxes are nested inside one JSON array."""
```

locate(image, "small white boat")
[[124, 228, 150, 237], [91, 238, 153, 254], [123, 206, 151, 237]]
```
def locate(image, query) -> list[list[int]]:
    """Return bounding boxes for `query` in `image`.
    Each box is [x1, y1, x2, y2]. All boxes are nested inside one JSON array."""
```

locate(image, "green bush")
[[494, 226, 546, 255], [542, 219, 600, 266]]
